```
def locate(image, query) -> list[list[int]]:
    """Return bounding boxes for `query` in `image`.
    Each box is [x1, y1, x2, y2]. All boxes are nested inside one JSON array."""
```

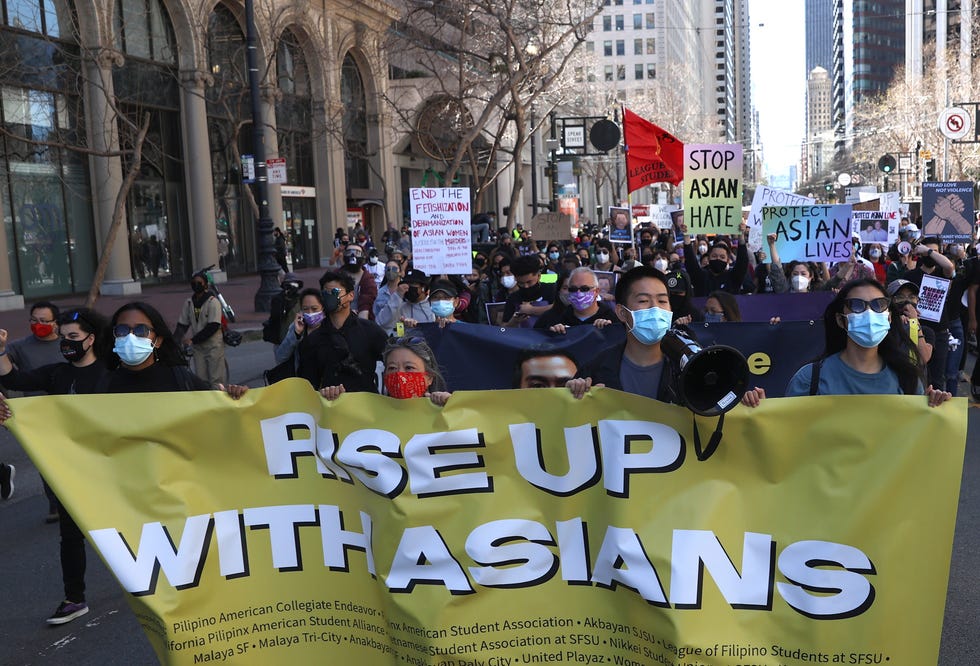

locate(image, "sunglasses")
[[844, 297, 890, 314], [113, 323, 154, 338], [566, 285, 596, 293]]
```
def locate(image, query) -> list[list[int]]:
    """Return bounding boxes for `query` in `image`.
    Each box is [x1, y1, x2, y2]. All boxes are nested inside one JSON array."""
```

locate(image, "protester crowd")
[[0, 209, 965, 628]]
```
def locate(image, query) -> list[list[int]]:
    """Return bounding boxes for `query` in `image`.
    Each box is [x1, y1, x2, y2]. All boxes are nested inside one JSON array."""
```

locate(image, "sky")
[[749, 0, 806, 180]]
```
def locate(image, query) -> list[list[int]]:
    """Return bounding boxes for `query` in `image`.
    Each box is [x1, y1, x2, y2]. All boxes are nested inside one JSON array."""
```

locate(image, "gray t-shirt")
[[620, 356, 664, 400], [785, 352, 920, 396], [5, 335, 63, 397]]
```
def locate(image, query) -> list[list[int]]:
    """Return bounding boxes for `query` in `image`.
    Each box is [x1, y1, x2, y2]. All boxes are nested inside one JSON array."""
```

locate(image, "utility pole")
[[245, 0, 279, 312]]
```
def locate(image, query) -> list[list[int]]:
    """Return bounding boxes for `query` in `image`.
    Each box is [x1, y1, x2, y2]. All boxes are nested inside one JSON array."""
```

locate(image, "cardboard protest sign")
[[921, 182, 975, 244], [409, 187, 472, 274], [918, 274, 951, 323], [761, 204, 852, 263], [683, 144, 743, 235], [528, 212, 573, 241], [853, 210, 897, 245], [7, 384, 966, 665]]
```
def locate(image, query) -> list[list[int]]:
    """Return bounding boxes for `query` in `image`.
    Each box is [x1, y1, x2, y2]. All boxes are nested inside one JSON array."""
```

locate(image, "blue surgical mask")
[[431, 300, 455, 318], [113, 333, 155, 366], [845, 310, 890, 348], [704, 312, 724, 323], [624, 306, 673, 345], [548, 251, 560, 261]]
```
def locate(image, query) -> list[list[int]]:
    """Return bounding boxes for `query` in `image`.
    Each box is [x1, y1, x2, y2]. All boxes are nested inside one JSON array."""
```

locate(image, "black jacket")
[[577, 341, 682, 404], [297, 313, 387, 392]]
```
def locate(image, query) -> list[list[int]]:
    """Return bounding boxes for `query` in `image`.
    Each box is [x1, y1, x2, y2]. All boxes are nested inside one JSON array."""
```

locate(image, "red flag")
[[623, 107, 684, 191]]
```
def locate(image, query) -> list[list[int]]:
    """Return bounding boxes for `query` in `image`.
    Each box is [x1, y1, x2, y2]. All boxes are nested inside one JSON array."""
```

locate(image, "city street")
[[0, 340, 977, 665]]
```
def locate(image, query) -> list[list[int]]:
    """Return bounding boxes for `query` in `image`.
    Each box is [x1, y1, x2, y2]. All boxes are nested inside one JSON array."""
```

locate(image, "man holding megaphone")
[[567, 266, 748, 419]]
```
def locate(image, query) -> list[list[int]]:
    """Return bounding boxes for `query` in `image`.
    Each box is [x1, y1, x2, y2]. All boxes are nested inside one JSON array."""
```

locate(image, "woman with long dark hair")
[[742, 279, 950, 407]]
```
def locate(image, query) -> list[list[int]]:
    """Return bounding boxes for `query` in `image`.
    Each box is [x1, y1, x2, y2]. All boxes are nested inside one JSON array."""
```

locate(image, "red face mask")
[[384, 372, 429, 399], [31, 323, 54, 338]]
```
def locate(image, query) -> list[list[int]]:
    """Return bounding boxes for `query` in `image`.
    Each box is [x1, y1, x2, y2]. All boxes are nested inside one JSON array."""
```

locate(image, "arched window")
[[340, 53, 368, 190], [114, 0, 176, 64], [112, 0, 187, 282]]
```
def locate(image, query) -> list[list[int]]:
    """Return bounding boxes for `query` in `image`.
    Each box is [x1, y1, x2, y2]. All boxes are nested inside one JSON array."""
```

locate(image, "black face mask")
[[640, 239, 652, 247], [60, 336, 89, 362], [519, 283, 542, 301], [708, 259, 728, 274], [323, 291, 342, 313], [191, 281, 207, 293], [406, 286, 423, 303]]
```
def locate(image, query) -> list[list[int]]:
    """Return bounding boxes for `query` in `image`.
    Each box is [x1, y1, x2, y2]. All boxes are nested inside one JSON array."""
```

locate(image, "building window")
[[633, 13, 642, 29], [634, 64, 643, 80], [646, 63, 656, 79], [603, 40, 612, 56], [616, 64, 625, 80], [2, 0, 69, 38], [633, 38, 642, 55], [646, 38, 655, 54], [341, 54, 369, 191], [604, 65, 613, 81], [615, 15, 624, 30], [114, 0, 176, 63], [603, 15, 611, 31], [615, 39, 624, 56], [586, 41, 594, 52], [646, 13, 655, 29]]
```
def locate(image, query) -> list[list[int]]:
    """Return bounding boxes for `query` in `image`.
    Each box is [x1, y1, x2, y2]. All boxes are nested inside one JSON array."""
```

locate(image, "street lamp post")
[[245, 0, 279, 313]]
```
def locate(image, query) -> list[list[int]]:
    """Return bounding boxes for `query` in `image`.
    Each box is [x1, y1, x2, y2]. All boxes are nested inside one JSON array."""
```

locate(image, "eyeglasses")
[[567, 285, 596, 293], [113, 324, 154, 338], [892, 298, 918, 308], [843, 297, 890, 314]]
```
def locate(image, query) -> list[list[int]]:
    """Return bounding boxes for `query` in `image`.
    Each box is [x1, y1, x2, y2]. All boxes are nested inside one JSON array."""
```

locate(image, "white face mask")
[[597, 252, 610, 262], [698, 245, 708, 255], [791, 275, 810, 292], [500, 275, 516, 289], [653, 259, 669, 272]]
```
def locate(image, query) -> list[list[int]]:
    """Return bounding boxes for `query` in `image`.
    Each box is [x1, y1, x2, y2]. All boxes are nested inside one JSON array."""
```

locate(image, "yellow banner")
[[8, 381, 966, 665]]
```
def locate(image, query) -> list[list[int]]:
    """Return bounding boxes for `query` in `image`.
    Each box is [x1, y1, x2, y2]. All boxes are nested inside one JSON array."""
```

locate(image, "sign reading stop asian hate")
[[683, 144, 743, 235], [409, 187, 472, 275]]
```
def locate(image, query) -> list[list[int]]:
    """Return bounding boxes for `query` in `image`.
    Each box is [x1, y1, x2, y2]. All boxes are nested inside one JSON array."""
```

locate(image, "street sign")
[[241, 154, 255, 184], [563, 126, 585, 149], [919, 150, 932, 160], [899, 156, 912, 171], [267, 157, 287, 184], [939, 107, 971, 140]]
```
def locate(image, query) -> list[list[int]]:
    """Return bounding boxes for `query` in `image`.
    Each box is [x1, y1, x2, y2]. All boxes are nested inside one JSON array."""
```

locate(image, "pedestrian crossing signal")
[[877, 154, 896, 173]]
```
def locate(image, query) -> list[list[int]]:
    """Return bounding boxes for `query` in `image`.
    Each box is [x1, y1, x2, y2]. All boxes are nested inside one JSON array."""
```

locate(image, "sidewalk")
[[0, 266, 328, 341]]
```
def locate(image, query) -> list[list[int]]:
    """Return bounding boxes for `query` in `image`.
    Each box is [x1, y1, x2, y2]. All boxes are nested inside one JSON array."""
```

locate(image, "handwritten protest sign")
[[921, 182, 975, 244], [746, 187, 814, 251], [761, 204, 852, 263], [853, 210, 897, 245], [528, 211, 573, 240], [918, 274, 951, 323], [409, 187, 472, 274], [648, 204, 676, 230], [683, 144, 742, 235]]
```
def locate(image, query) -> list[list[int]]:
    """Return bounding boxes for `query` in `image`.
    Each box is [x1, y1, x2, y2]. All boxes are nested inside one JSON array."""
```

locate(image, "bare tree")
[[384, 0, 605, 226]]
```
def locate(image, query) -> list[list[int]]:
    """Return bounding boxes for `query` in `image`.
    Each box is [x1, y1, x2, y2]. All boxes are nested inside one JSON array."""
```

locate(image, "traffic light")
[[925, 159, 937, 182], [824, 182, 833, 192], [878, 154, 897, 173]]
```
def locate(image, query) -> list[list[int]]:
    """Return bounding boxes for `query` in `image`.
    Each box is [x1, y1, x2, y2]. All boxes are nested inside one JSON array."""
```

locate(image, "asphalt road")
[[0, 341, 976, 665]]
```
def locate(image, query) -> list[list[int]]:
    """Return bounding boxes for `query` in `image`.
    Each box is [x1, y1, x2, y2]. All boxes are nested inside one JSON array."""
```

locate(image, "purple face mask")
[[568, 290, 596, 311]]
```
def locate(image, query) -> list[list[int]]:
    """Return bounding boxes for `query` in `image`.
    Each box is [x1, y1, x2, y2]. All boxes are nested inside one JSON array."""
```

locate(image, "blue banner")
[[420, 319, 824, 398]]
